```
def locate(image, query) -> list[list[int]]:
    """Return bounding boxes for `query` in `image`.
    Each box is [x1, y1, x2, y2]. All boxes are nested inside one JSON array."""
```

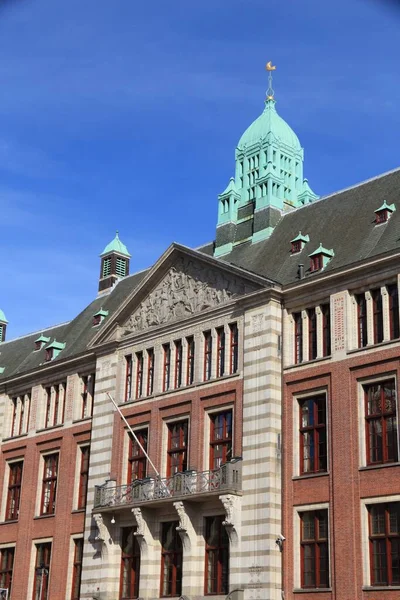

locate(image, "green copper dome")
[[238, 99, 301, 150], [100, 231, 131, 258], [0, 309, 8, 323]]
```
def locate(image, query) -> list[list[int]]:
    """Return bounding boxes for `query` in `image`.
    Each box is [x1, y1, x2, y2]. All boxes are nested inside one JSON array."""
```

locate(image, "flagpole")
[[106, 392, 161, 478]]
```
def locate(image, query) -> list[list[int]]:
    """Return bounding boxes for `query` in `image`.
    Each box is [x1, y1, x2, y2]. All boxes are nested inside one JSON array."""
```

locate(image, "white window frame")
[[161, 414, 190, 478], [35, 450, 60, 517], [292, 389, 328, 478], [203, 404, 234, 472], [27, 537, 53, 600], [293, 502, 330, 591], [0, 457, 24, 522]]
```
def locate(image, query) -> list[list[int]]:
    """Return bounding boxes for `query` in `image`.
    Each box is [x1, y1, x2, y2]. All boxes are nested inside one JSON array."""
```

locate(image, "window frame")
[[308, 308, 317, 361], [209, 410, 233, 470], [160, 521, 182, 598], [367, 501, 400, 586], [40, 453, 59, 516], [364, 379, 398, 466], [166, 421, 188, 477], [229, 323, 238, 374], [6, 460, 23, 521], [128, 429, 148, 482], [174, 340, 183, 389], [388, 284, 400, 340], [33, 541, 51, 600], [71, 538, 83, 600], [321, 304, 331, 357], [146, 348, 155, 396], [300, 509, 330, 589], [372, 289, 384, 344], [120, 527, 141, 600], [299, 395, 328, 475], [294, 312, 303, 364], [135, 352, 144, 399], [163, 344, 171, 392], [204, 515, 229, 596], [356, 293, 368, 348], [216, 327, 225, 378], [125, 355, 133, 402], [186, 336, 195, 386], [77, 446, 90, 510], [0, 547, 14, 595], [204, 331, 212, 381]]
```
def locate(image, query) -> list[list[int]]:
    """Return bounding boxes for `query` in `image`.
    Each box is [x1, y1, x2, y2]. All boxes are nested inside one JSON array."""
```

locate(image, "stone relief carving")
[[125, 256, 255, 333], [173, 501, 189, 533], [251, 313, 264, 333], [219, 494, 240, 547], [132, 507, 145, 537], [93, 513, 108, 543], [173, 501, 195, 552]]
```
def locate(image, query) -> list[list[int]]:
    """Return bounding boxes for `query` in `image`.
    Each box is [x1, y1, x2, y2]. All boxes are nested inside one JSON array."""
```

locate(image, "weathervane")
[[265, 61, 276, 100]]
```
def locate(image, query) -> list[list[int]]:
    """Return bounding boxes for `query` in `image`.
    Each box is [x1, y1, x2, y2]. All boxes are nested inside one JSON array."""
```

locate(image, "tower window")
[[116, 257, 127, 277], [102, 257, 112, 278]]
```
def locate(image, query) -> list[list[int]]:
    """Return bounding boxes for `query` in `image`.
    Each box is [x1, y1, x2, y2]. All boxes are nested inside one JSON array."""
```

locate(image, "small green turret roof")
[[100, 232, 131, 258], [309, 243, 334, 258], [47, 339, 66, 351], [0, 309, 8, 324], [219, 177, 239, 198], [93, 308, 109, 318], [35, 334, 51, 344], [291, 231, 310, 244], [374, 200, 395, 214]]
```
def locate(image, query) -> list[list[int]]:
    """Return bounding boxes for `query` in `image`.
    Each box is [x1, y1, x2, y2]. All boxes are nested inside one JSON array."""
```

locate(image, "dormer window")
[[290, 232, 310, 254], [92, 309, 109, 327], [374, 201, 395, 224], [34, 335, 50, 351], [44, 340, 66, 362], [309, 244, 334, 273]]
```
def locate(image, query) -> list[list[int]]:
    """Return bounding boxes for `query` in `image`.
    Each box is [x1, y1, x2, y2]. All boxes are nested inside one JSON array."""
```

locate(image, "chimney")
[[298, 264, 304, 280]]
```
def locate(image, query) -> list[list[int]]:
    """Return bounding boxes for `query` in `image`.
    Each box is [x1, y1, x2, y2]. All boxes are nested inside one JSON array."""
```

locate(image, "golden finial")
[[265, 61, 276, 100]]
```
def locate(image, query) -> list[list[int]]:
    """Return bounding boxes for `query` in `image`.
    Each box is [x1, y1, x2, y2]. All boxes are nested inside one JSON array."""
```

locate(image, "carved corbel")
[[92, 513, 112, 556], [132, 507, 150, 556], [173, 501, 195, 552], [219, 494, 239, 547]]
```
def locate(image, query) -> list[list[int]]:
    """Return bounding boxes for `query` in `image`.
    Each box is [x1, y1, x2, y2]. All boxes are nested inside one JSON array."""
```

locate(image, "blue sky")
[[1, 0, 399, 338]]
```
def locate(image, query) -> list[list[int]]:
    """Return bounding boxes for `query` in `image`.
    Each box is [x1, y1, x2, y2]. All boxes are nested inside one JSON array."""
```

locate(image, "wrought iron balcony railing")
[[94, 460, 242, 510]]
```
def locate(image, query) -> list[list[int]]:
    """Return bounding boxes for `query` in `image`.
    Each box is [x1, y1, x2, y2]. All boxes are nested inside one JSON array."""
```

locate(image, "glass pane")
[[389, 503, 400, 534], [372, 539, 387, 585], [391, 539, 400, 584], [303, 545, 315, 587], [302, 513, 315, 541], [367, 385, 382, 416], [371, 506, 386, 535]]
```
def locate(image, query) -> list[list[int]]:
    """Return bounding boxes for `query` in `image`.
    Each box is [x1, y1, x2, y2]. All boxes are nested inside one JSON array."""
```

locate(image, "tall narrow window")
[[364, 380, 398, 465], [147, 348, 155, 395], [205, 515, 229, 595], [388, 284, 400, 340], [78, 446, 90, 510], [33, 542, 51, 600], [125, 355, 133, 402], [210, 411, 233, 470], [71, 539, 83, 600], [41, 453, 59, 515], [229, 323, 238, 374], [174, 340, 183, 389], [294, 313, 303, 364], [216, 327, 225, 378], [372, 289, 384, 344], [10, 398, 17, 437], [300, 510, 329, 588], [120, 527, 141, 600], [6, 461, 23, 521], [356, 293, 367, 348], [135, 352, 144, 399], [163, 344, 171, 392], [81, 373, 95, 419], [10, 395, 30, 436], [321, 304, 331, 356], [0, 548, 14, 596], [52, 383, 66, 426], [204, 331, 212, 381], [167, 421, 188, 476], [186, 336, 195, 385], [128, 430, 148, 481], [45, 387, 52, 428], [308, 309, 317, 361], [299, 396, 327, 474], [368, 502, 400, 586], [160, 521, 182, 597]]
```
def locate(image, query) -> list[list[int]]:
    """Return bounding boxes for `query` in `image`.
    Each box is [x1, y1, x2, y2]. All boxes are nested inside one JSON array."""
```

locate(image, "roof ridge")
[[0, 321, 70, 346]]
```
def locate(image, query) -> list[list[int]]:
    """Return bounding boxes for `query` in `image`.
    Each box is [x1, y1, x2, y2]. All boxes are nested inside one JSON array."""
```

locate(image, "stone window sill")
[[293, 471, 329, 481], [34, 513, 55, 520], [359, 462, 400, 472], [362, 586, 400, 591], [293, 588, 332, 594]]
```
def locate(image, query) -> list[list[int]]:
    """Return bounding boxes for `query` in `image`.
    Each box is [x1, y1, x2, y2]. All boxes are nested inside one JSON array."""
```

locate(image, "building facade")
[[0, 81, 399, 600]]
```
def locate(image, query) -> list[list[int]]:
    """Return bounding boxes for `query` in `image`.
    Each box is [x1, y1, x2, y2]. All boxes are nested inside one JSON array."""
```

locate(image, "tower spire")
[[265, 61, 276, 100]]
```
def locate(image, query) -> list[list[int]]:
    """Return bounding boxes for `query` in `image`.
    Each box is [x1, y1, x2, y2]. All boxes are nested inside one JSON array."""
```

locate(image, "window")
[[135, 352, 143, 399], [160, 521, 182, 597], [147, 349, 154, 395], [41, 454, 59, 515], [294, 312, 303, 364], [204, 331, 212, 381], [321, 304, 331, 356], [44, 383, 66, 428], [368, 502, 400, 586], [210, 411, 233, 470], [71, 539, 83, 600], [229, 323, 238, 374], [125, 355, 133, 402], [167, 421, 188, 476], [372, 289, 383, 344], [78, 446, 90, 510], [11, 393, 31, 437], [33, 542, 51, 600], [186, 336, 195, 385], [216, 327, 225, 378], [205, 515, 229, 595], [116, 257, 127, 277], [388, 284, 399, 340], [6, 461, 23, 521], [300, 510, 329, 588], [120, 527, 140, 599], [299, 396, 327, 474], [0, 548, 14, 595], [375, 209, 389, 224], [308, 308, 317, 361], [102, 256, 111, 278], [81, 373, 95, 419], [174, 340, 182, 389], [163, 344, 171, 392], [291, 240, 302, 254], [364, 380, 398, 465], [356, 293, 367, 348], [310, 254, 323, 272], [128, 430, 148, 481]]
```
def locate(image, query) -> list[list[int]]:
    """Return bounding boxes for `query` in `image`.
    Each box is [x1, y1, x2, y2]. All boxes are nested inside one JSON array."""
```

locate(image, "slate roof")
[[221, 167, 400, 285]]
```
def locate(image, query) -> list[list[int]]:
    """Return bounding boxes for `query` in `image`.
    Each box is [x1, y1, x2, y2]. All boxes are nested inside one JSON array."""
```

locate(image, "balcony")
[[94, 460, 242, 511]]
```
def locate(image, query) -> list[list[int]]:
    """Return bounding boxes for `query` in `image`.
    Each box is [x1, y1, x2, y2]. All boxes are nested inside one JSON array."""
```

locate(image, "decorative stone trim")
[[219, 494, 240, 547]]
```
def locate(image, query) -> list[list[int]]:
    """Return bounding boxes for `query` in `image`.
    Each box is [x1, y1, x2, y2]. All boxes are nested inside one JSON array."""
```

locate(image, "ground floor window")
[[368, 502, 400, 586], [300, 510, 329, 588], [161, 521, 182, 597], [33, 542, 51, 600], [120, 527, 141, 599], [0, 547, 14, 596], [205, 515, 229, 595]]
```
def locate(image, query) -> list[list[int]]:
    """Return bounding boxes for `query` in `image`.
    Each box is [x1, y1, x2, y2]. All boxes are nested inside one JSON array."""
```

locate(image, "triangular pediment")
[[123, 253, 259, 334], [90, 244, 270, 346]]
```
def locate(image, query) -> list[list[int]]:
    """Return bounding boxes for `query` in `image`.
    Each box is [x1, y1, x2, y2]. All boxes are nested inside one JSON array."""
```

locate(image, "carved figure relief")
[[124, 256, 255, 333]]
